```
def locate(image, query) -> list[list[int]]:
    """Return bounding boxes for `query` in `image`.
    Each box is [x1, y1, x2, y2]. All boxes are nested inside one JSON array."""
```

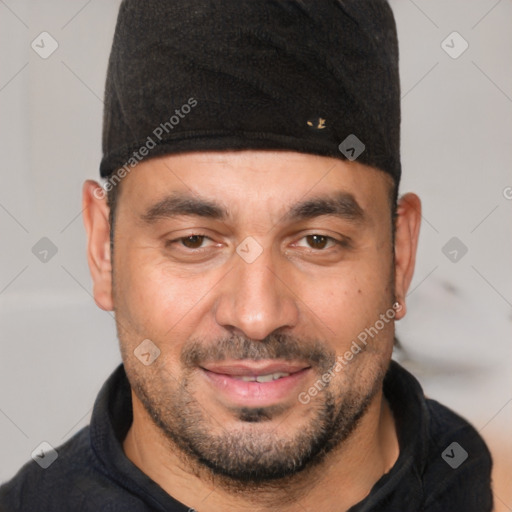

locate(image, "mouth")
[[200, 361, 311, 408], [230, 371, 292, 383]]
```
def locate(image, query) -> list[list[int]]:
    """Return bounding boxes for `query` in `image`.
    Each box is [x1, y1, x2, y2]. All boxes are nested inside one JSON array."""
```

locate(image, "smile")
[[232, 372, 290, 382], [200, 361, 311, 408]]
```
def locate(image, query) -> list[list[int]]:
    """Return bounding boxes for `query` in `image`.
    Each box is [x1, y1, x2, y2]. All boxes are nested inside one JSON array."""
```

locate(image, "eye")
[[305, 234, 331, 250], [180, 235, 207, 249], [165, 234, 215, 251], [296, 234, 338, 250], [163, 232, 223, 262]]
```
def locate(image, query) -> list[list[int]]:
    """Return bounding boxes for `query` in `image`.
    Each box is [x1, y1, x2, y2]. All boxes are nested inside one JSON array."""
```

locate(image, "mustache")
[[181, 333, 336, 372]]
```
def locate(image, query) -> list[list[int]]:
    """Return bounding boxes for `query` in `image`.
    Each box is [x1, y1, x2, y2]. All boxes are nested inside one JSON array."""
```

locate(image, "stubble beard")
[[124, 333, 390, 491]]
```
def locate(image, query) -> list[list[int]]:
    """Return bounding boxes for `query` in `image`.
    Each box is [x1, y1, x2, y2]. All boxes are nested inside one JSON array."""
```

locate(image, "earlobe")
[[82, 180, 114, 311], [393, 193, 421, 320]]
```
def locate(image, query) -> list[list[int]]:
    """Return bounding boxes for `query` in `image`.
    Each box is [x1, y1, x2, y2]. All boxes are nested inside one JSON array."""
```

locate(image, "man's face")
[[102, 150, 400, 482]]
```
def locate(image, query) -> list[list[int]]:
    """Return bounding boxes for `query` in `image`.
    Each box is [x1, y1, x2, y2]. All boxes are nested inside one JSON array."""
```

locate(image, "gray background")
[[1, 0, 511, 508]]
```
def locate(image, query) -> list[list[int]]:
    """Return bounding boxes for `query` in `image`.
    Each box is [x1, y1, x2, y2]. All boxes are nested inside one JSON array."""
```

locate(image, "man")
[[0, 1, 493, 511]]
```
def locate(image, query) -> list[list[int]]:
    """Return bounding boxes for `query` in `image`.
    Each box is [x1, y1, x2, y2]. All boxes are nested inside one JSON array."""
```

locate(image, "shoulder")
[[0, 427, 103, 511], [422, 398, 493, 511], [383, 362, 493, 511]]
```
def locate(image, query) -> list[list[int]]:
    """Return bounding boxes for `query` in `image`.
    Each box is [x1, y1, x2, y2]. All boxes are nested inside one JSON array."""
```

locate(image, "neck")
[[123, 390, 399, 512]]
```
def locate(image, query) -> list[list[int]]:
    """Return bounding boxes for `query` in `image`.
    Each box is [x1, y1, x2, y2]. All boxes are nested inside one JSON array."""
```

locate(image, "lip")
[[202, 361, 309, 376], [200, 360, 311, 408]]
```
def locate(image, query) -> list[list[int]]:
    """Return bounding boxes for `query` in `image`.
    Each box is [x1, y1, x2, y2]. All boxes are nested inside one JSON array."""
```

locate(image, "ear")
[[82, 180, 114, 311], [393, 193, 421, 320]]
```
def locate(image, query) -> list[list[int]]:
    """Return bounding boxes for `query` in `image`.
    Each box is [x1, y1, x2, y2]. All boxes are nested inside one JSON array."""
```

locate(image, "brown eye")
[[306, 234, 329, 249], [181, 235, 205, 248]]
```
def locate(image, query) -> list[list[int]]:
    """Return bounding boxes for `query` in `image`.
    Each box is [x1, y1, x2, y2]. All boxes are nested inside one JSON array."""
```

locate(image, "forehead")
[[115, 150, 394, 220]]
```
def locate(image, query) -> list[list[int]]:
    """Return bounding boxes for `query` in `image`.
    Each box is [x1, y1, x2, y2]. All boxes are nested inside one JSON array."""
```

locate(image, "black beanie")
[[100, 0, 401, 185]]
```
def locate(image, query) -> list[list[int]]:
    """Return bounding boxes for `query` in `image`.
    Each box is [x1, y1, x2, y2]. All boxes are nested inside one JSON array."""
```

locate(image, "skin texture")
[[82, 150, 421, 512]]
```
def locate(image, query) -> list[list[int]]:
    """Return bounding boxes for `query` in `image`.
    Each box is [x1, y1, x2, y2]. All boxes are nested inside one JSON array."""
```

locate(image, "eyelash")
[[165, 234, 213, 251], [165, 233, 348, 252]]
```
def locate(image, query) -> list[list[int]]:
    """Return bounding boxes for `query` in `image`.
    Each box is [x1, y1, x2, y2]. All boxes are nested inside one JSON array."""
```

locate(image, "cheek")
[[301, 254, 394, 346], [114, 247, 220, 343]]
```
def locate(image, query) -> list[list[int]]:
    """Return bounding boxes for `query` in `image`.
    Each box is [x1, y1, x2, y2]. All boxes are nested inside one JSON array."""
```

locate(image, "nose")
[[213, 246, 300, 340]]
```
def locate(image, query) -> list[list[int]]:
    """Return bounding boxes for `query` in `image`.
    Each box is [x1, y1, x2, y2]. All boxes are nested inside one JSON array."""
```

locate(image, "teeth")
[[235, 372, 290, 383], [256, 374, 275, 383]]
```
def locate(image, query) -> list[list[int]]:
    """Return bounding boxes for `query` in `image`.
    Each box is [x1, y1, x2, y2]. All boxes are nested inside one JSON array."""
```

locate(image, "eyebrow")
[[141, 193, 227, 223], [283, 192, 365, 223], [140, 191, 365, 224]]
